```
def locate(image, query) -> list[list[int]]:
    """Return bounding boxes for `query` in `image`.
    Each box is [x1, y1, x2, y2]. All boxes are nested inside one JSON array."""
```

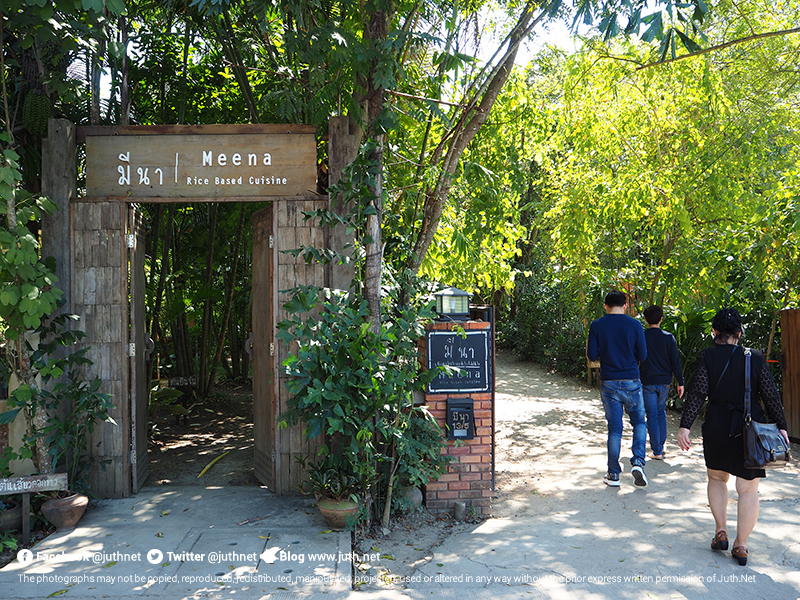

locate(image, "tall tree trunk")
[[199, 204, 219, 393], [90, 45, 103, 125], [178, 22, 191, 124], [146, 205, 163, 334], [151, 205, 173, 381], [216, 13, 260, 124], [408, 2, 543, 275], [362, 5, 389, 332], [205, 205, 247, 393], [120, 15, 130, 125]]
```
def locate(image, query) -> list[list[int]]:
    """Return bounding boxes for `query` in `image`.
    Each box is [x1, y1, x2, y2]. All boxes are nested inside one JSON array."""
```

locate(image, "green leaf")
[[0, 409, 22, 425], [641, 11, 663, 43], [0, 288, 20, 306], [675, 29, 703, 54]]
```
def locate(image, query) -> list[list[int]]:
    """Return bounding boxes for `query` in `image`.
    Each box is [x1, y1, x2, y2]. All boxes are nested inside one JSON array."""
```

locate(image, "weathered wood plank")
[[81, 195, 323, 204], [86, 134, 317, 199], [252, 206, 277, 491], [0, 474, 69, 495], [782, 310, 800, 440], [41, 120, 77, 315], [77, 123, 317, 144], [277, 229, 297, 263]]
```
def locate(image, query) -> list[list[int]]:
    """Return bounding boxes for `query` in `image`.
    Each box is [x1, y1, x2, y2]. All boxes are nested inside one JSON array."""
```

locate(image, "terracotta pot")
[[41, 492, 88, 530], [317, 498, 360, 530], [0, 501, 23, 532], [397, 485, 423, 512]]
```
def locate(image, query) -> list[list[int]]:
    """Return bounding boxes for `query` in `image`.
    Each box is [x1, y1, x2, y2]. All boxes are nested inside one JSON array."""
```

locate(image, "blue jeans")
[[643, 384, 670, 456], [600, 379, 647, 474]]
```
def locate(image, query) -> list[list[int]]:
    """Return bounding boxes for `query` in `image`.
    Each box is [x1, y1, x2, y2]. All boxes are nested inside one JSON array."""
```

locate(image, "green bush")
[[277, 287, 449, 524], [501, 274, 588, 378]]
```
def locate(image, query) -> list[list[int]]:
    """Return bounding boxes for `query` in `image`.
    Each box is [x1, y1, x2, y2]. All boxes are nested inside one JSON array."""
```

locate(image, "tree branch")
[[637, 27, 800, 70]]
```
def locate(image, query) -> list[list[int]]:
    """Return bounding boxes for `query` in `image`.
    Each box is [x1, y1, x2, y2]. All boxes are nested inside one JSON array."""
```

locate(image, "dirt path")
[[146, 382, 257, 487]]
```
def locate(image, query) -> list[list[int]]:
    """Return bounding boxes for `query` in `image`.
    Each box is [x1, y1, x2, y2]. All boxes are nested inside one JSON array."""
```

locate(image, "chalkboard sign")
[[427, 329, 491, 393]]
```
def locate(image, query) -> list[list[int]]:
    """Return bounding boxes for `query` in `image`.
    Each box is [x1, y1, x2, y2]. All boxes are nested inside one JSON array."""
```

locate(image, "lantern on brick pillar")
[[434, 287, 470, 321]]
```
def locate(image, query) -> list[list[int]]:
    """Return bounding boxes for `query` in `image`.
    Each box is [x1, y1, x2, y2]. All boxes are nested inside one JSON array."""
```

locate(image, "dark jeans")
[[643, 383, 670, 456], [600, 379, 647, 474]]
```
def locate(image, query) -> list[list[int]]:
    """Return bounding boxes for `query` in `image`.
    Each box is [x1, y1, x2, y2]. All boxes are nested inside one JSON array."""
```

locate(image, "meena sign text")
[[85, 133, 317, 200]]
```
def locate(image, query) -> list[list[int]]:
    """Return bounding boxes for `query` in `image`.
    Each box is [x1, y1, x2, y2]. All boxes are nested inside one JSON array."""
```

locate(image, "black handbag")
[[742, 348, 790, 469]]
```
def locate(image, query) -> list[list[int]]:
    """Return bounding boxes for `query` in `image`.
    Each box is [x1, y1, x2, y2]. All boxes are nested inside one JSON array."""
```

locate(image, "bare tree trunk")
[[178, 22, 191, 124], [90, 48, 103, 125], [217, 13, 260, 124], [151, 205, 173, 381]]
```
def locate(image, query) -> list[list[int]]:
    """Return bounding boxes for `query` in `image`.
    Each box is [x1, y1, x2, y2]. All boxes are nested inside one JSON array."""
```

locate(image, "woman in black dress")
[[677, 308, 789, 566]]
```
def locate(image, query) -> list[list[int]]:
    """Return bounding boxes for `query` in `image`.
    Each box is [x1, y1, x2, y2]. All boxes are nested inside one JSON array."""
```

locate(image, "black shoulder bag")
[[742, 348, 790, 469]]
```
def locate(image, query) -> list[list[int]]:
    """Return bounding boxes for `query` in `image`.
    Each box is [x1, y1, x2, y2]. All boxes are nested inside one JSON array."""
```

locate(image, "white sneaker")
[[631, 465, 648, 487]]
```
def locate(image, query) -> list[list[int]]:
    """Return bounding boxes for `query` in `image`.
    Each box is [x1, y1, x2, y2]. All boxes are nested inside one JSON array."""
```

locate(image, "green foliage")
[[0, 529, 19, 552], [2, 313, 116, 494], [297, 454, 366, 503], [0, 153, 112, 487], [659, 304, 715, 409], [277, 158, 450, 515], [574, 0, 709, 61], [277, 287, 447, 498], [148, 385, 188, 420], [387, 408, 450, 491], [0, 144, 62, 335], [502, 259, 591, 377]]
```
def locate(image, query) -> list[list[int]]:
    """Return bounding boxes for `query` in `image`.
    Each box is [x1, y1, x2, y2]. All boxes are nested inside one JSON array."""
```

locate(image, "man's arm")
[[670, 336, 684, 383], [587, 324, 599, 362], [670, 335, 685, 397], [635, 325, 647, 363]]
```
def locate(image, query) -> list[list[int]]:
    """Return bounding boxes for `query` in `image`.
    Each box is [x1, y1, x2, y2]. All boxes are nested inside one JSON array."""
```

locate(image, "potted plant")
[[278, 284, 452, 531], [299, 455, 365, 530]]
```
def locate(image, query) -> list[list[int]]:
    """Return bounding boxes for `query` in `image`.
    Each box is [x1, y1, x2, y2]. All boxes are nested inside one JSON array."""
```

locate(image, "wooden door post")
[[41, 118, 77, 314], [326, 116, 358, 291]]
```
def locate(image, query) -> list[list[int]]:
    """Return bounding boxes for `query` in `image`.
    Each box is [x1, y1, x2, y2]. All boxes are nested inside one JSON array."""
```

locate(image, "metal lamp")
[[434, 287, 470, 321]]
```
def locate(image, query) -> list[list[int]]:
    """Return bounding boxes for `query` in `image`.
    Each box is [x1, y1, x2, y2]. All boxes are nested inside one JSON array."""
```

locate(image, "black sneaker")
[[603, 472, 620, 487], [631, 465, 648, 487]]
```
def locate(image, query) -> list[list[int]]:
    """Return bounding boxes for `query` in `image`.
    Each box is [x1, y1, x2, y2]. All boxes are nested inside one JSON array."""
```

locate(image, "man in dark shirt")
[[587, 291, 649, 487], [640, 305, 684, 460]]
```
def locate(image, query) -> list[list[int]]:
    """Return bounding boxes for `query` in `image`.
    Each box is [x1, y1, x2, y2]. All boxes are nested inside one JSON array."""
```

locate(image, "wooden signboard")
[[426, 329, 491, 393], [85, 133, 317, 200], [0, 473, 68, 495]]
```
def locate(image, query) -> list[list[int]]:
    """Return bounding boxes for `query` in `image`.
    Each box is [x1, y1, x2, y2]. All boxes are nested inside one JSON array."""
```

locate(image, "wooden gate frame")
[[781, 309, 800, 441], [40, 119, 356, 497]]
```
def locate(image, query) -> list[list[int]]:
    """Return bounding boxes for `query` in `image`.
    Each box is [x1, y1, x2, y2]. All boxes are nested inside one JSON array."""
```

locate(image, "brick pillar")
[[423, 320, 494, 516]]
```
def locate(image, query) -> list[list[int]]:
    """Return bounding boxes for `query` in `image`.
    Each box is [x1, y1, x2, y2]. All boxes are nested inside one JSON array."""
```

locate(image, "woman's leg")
[[707, 468, 730, 534], [733, 477, 760, 549]]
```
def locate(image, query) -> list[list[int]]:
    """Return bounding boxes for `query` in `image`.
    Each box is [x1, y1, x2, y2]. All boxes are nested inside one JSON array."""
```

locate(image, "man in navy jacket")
[[587, 291, 649, 487], [639, 305, 684, 460]]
